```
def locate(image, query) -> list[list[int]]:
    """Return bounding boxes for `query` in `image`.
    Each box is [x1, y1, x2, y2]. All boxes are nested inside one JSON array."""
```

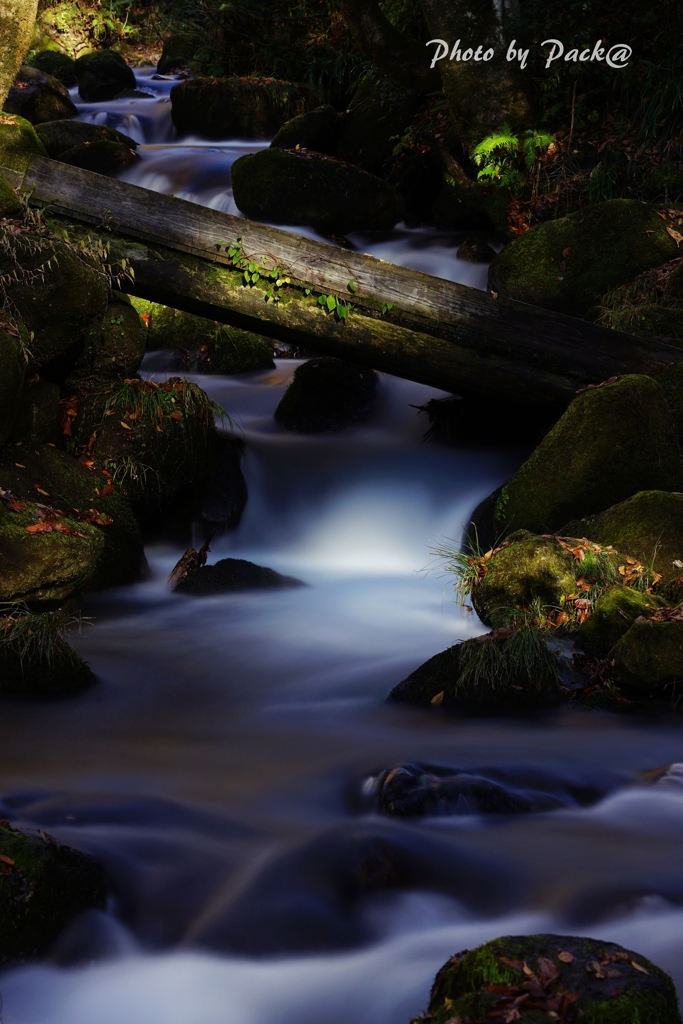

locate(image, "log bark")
[[0, 0, 38, 108], [9, 155, 683, 408]]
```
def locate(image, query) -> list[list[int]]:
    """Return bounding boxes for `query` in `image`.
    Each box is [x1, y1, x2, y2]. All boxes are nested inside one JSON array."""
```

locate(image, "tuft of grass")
[[424, 533, 488, 609], [455, 626, 561, 701], [0, 603, 88, 679], [102, 376, 227, 431]]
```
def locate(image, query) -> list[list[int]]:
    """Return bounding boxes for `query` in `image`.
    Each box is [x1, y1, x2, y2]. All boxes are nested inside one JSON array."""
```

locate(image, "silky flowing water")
[[1, 68, 683, 1024]]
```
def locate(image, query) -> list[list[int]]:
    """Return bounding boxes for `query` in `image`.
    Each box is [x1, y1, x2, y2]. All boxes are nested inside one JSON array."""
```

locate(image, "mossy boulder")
[[433, 179, 511, 238], [129, 299, 213, 351], [471, 531, 577, 628], [0, 173, 23, 219], [563, 491, 683, 586], [275, 357, 379, 432], [74, 50, 135, 102], [36, 119, 138, 159], [488, 200, 680, 318], [271, 104, 339, 156], [170, 76, 308, 140], [0, 322, 26, 446], [0, 233, 109, 378], [577, 585, 666, 658], [202, 326, 274, 374], [417, 934, 681, 1024], [493, 376, 683, 538], [0, 822, 106, 962], [613, 618, 683, 697], [8, 381, 61, 444], [27, 50, 77, 86], [0, 500, 103, 603], [0, 113, 48, 173], [64, 295, 146, 390], [232, 148, 404, 235], [59, 139, 139, 176], [32, 1, 121, 59], [0, 606, 95, 694], [336, 76, 419, 177], [389, 644, 465, 707], [0, 444, 145, 592], [75, 377, 219, 517], [3, 66, 77, 125]]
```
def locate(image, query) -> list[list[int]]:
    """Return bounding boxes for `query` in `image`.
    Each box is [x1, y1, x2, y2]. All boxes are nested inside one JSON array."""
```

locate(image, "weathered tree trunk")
[[340, 0, 440, 94], [0, 0, 38, 108], [8, 155, 683, 410]]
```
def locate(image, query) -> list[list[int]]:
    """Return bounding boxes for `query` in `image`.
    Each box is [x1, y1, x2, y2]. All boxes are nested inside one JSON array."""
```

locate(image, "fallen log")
[[7, 155, 683, 406]]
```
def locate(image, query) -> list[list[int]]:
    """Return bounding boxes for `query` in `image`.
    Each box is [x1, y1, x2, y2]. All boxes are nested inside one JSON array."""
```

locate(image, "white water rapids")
[[1, 65, 682, 1024]]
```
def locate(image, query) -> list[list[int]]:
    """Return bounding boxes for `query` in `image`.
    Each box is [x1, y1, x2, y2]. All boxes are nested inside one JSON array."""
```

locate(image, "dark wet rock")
[[491, 376, 683, 539], [417, 934, 681, 1024], [174, 558, 304, 595], [271, 104, 339, 156], [0, 444, 145, 593], [457, 236, 497, 262], [464, 483, 504, 554], [170, 76, 308, 140], [0, 605, 96, 694], [275, 357, 379, 432], [8, 380, 61, 445], [488, 200, 680, 318], [64, 294, 146, 391], [337, 76, 419, 177], [577, 585, 666, 658], [0, 173, 23, 219], [0, 821, 106, 963], [0, 319, 26, 446], [36, 119, 138, 160], [654, 360, 683, 442], [157, 33, 200, 74], [231, 148, 404, 236], [0, 234, 108, 380], [563, 490, 683, 588], [74, 50, 136, 103], [3, 66, 77, 125], [27, 50, 77, 87], [351, 763, 608, 818], [613, 618, 683, 696], [200, 326, 274, 374], [190, 820, 518, 955], [0, 114, 47, 174], [433, 179, 511, 238], [58, 138, 139, 176], [389, 626, 563, 710], [418, 395, 553, 453]]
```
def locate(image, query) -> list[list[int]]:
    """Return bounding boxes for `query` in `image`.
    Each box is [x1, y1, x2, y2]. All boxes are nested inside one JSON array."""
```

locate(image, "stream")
[[1, 67, 683, 1024]]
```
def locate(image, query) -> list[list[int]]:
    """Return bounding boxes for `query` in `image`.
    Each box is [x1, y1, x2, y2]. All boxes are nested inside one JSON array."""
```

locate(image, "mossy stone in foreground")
[[563, 491, 683, 586], [275, 357, 378, 432], [613, 619, 683, 696], [488, 200, 679, 317], [0, 822, 106, 963], [0, 173, 22, 219], [494, 376, 683, 538], [64, 295, 146, 390], [3, 66, 77, 126], [35, 119, 138, 159], [471, 531, 576, 628], [0, 113, 48, 173], [577, 585, 666, 658], [231, 148, 405, 236], [418, 934, 681, 1024]]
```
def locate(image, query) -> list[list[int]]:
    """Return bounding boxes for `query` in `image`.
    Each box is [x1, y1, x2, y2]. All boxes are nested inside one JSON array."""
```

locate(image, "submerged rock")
[[577, 585, 666, 658], [74, 50, 136, 103], [275, 357, 378, 432], [231, 148, 404, 236], [3, 66, 77, 125], [0, 114, 48, 174], [27, 50, 77, 86], [491, 376, 683, 538], [0, 821, 106, 963], [170, 76, 307, 140], [174, 557, 304, 595], [416, 934, 681, 1024], [613, 617, 683, 697], [488, 199, 679, 317], [271, 104, 339, 156], [563, 490, 683, 587]]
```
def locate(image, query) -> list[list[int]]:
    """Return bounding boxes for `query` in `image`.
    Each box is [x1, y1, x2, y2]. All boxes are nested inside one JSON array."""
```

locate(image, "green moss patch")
[[0, 113, 47, 173], [577, 585, 666, 658], [613, 618, 683, 697]]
